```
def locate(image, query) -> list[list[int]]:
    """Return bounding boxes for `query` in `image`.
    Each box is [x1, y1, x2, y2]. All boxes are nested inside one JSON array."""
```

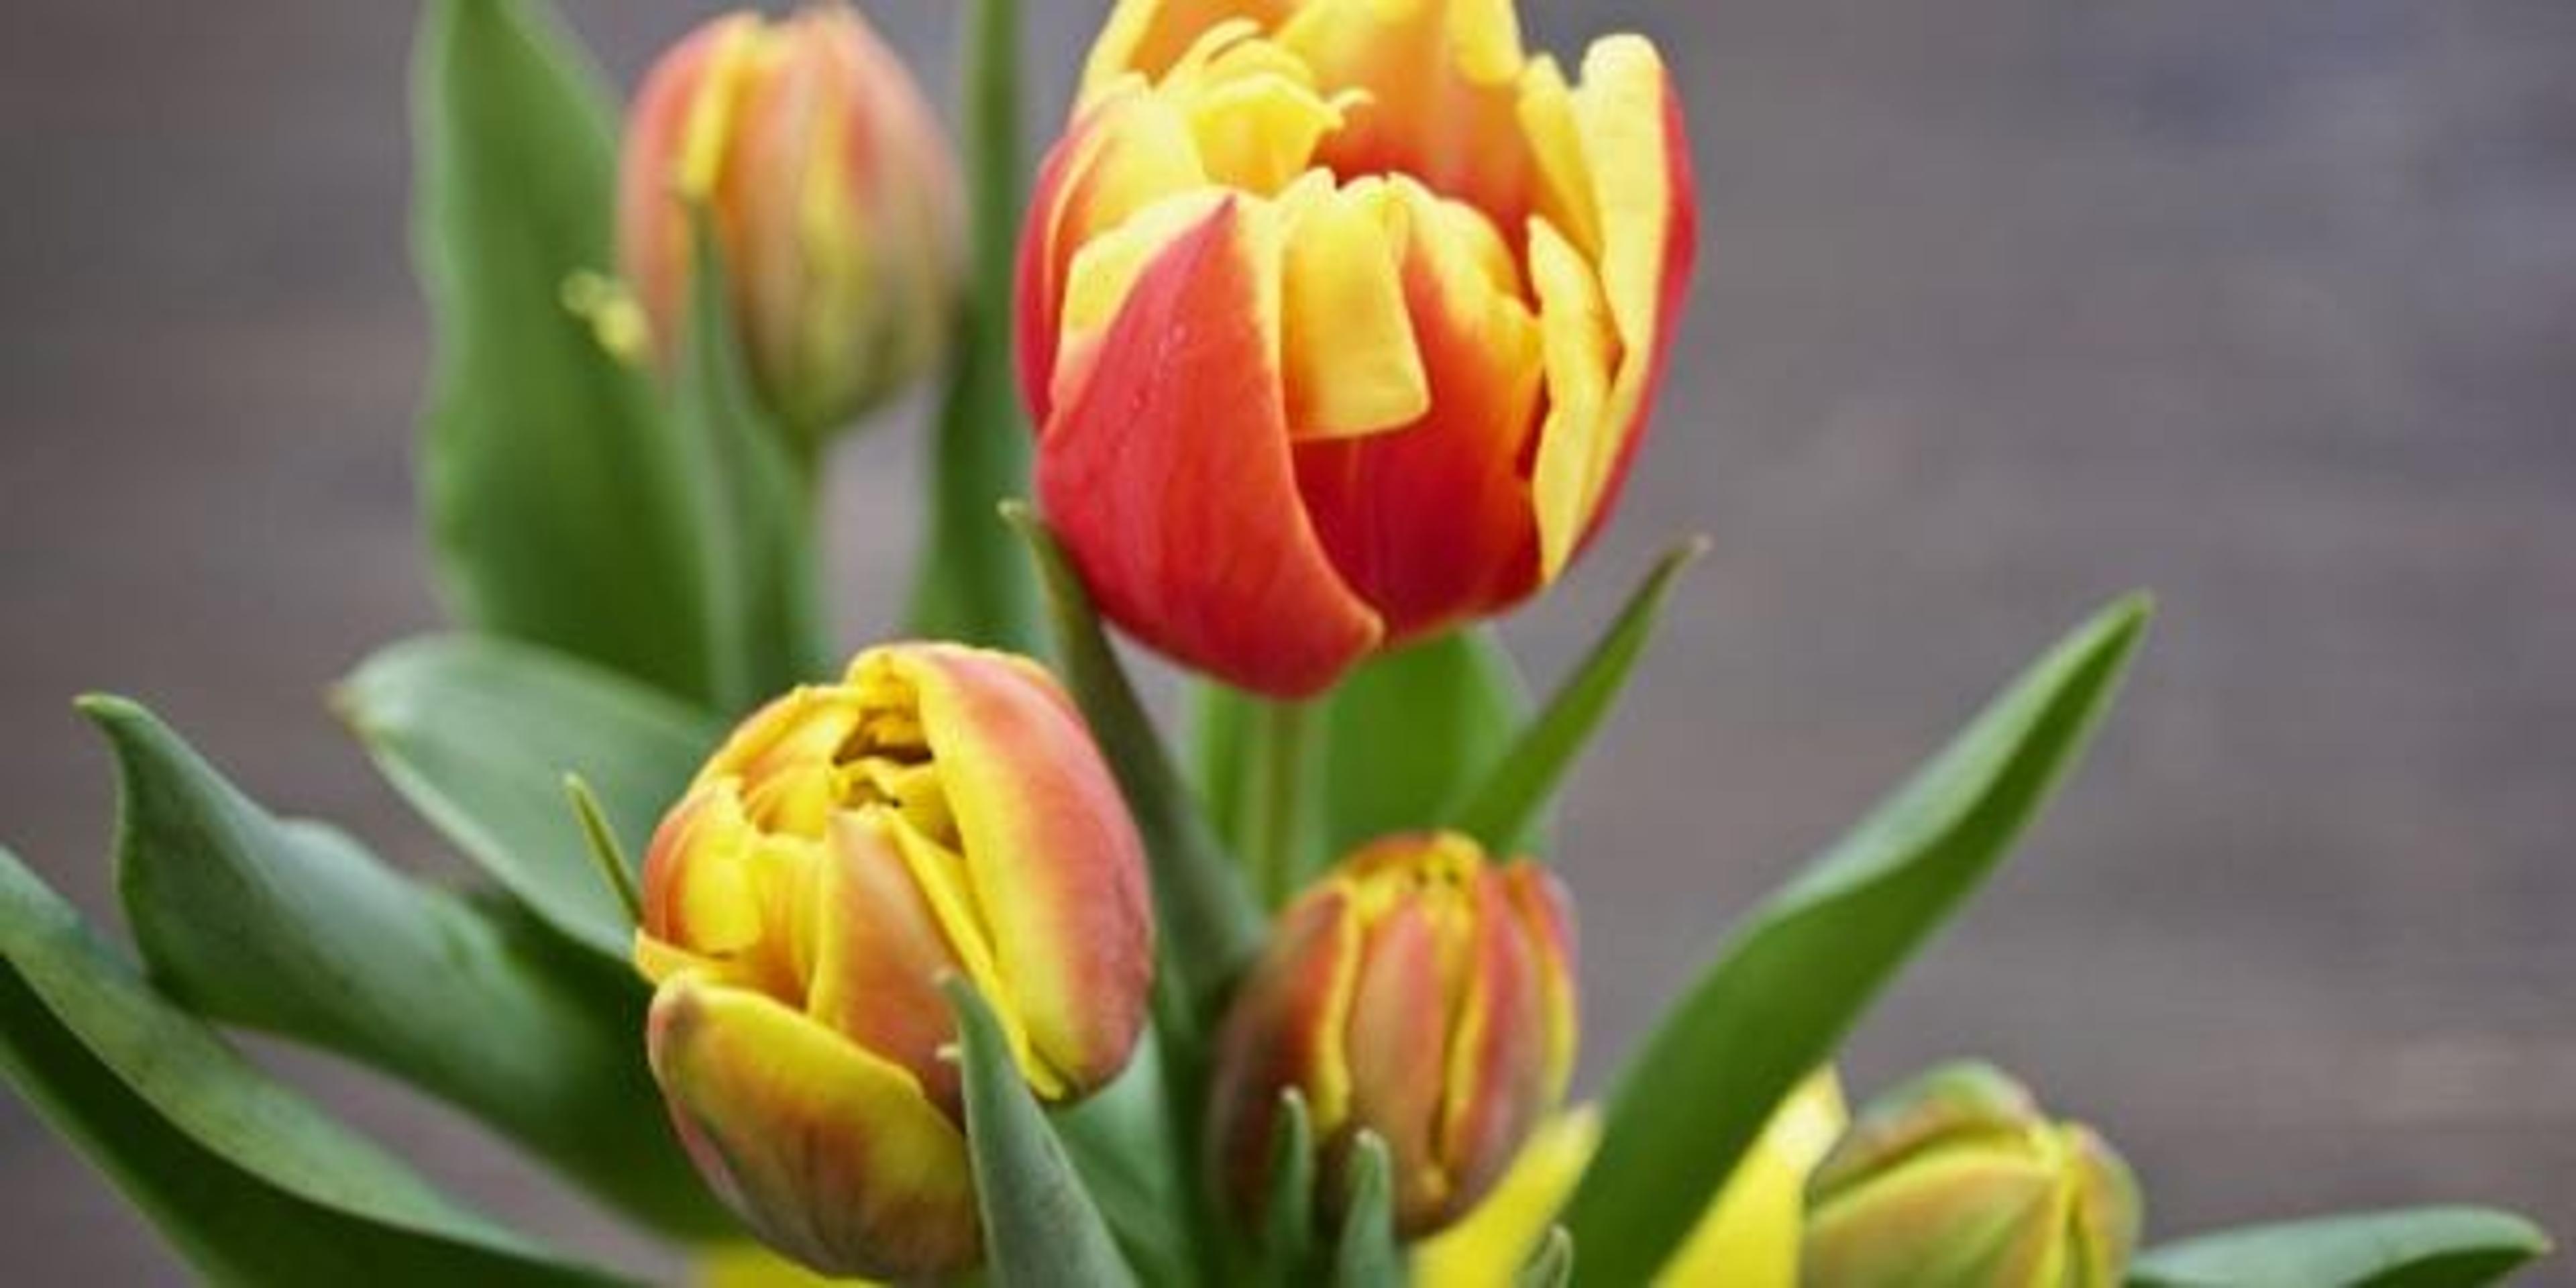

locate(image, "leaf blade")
[[1560, 596, 2152, 1284], [946, 978, 1138, 1288], [2127, 1206, 2552, 1288]]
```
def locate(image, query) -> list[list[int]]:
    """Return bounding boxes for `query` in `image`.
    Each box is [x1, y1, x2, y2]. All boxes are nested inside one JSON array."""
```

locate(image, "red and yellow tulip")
[[1019, 0, 1697, 697], [1205, 832, 1577, 1236], [620, 3, 960, 440], [634, 643, 1154, 1279]]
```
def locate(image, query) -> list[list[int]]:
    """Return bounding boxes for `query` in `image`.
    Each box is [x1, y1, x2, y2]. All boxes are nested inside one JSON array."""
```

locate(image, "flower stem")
[[1244, 696, 1316, 908], [906, 0, 1039, 652]]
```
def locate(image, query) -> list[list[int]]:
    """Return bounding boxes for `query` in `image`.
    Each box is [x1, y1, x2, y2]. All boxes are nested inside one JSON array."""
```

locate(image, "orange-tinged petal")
[[803, 810, 969, 1113], [1036, 199, 1384, 697], [641, 783, 765, 960], [1433, 868, 1552, 1226], [1207, 885, 1364, 1214], [1501, 862, 1578, 1099], [1343, 895, 1463, 1228], [1294, 180, 1544, 641], [1080, 0, 1301, 99], [883, 644, 1155, 1093], [648, 977, 979, 1279]]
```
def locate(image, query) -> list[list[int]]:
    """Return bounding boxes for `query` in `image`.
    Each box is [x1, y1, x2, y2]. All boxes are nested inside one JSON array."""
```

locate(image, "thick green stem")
[[907, 0, 1038, 651], [1243, 696, 1316, 908]]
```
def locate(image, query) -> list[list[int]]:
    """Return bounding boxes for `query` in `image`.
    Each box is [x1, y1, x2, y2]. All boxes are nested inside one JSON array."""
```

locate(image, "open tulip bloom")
[[0, 1, 2551, 1286]]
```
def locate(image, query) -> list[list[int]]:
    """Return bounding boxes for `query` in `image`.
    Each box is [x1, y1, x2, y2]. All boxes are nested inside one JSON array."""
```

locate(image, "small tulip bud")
[[619, 3, 961, 441], [635, 643, 1155, 1279], [1802, 1062, 2142, 1288], [1208, 833, 1578, 1238]]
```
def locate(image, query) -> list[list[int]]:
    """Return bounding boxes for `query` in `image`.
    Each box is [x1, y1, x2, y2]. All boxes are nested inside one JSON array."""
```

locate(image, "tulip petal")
[[888, 645, 1156, 1094], [1036, 198, 1384, 696], [1530, 38, 1696, 576], [1413, 1108, 1601, 1288], [1279, 0, 1539, 234], [1500, 862, 1578, 1099], [1294, 180, 1544, 641], [1801, 1146, 2065, 1288], [1080, 0, 1302, 99], [1278, 176, 1428, 439], [1344, 894, 1463, 1228], [804, 809, 971, 1112], [1208, 886, 1364, 1214], [647, 977, 978, 1279], [1433, 868, 1552, 1226]]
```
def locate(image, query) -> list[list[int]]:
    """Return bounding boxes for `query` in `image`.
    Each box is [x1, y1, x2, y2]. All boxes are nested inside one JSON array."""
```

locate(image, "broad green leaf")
[[945, 979, 1138, 1288], [1332, 1132, 1404, 1287], [1449, 537, 1707, 853], [671, 214, 829, 710], [1561, 595, 2152, 1285], [2129, 1206, 2551, 1288], [1006, 503, 1265, 1009], [413, 0, 722, 704], [1191, 630, 1529, 885], [338, 634, 723, 959], [85, 696, 728, 1239], [908, 0, 1038, 652], [0, 847, 626, 1285], [1515, 1228, 1574, 1288]]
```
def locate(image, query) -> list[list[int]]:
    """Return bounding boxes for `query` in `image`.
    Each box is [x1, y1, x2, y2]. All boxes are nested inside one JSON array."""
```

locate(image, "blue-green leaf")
[[413, 0, 721, 704], [1052, 1038, 1195, 1287], [1005, 503, 1265, 1009], [85, 696, 727, 1239], [1449, 537, 1706, 853], [0, 847, 627, 1285], [1561, 595, 2152, 1285], [908, 0, 1039, 653], [1332, 1132, 1403, 1288], [2128, 1206, 2551, 1288], [1260, 1091, 1318, 1282], [338, 635, 722, 961], [945, 978, 1138, 1288]]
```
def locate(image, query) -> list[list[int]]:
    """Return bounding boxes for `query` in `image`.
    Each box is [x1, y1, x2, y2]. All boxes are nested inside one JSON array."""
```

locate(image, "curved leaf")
[[1332, 1132, 1403, 1287], [413, 0, 721, 704], [1449, 537, 1706, 853], [2129, 1206, 2551, 1288], [0, 848, 626, 1285], [946, 979, 1138, 1288], [337, 634, 722, 960], [1560, 596, 2152, 1285], [85, 696, 727, 1238], [1005, 504, 1265, 1008]]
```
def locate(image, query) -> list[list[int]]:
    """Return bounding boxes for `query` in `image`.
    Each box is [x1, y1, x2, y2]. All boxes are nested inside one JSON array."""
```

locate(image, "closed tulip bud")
[[1018, 0, 1697, 697], [1208, 833, 1578, 1237], [635, 643, 1155, 1279], [1802, 1063, 2142, 1288], [619, 3, 960, 441]]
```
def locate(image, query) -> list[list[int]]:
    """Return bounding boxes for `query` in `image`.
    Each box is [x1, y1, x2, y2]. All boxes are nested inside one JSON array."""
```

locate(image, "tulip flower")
[[1414, 1073, 1846, 1287], [1018, 0, 1697, 697], [634, 643, 1155, 1279], [620, 3, 961, 442], [1207, 832, 1577, 1236], [1803, 1062, 2142, 1288]]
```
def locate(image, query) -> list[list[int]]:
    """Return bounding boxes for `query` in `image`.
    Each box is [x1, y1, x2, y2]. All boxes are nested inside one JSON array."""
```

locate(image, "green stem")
[[907, 0, 1038, 651], [1243, 696, 1316, 908]]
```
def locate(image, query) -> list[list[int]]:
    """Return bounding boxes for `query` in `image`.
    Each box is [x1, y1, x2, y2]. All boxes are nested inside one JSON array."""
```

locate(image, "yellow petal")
[[1656, 1071, 1849, 1287], [1413, 1106, 1601, 1288], [1277, 176, 1428, 439], [1526, 213, 1619, 577], [693, 1241, 861, 1288]]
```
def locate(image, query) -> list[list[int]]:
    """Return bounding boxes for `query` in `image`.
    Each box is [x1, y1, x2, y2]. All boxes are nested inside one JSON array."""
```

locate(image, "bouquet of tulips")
[[0, 2, 2551, 1285]]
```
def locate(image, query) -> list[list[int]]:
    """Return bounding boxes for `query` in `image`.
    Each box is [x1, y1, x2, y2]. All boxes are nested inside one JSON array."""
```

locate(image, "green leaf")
[[908, 0, 1039, 652], [1449, 537, 1707, 853], [0, 847, 627, 1285], [413, 0, 722, 704], [1560, 595, 2153, 1285], [1052, 1038, 1195, 1287], [670, 213, 830, 709], [1190, 629, 1529, 883], [84, 696, 728, 1239], [1332, 1132, 1403, 1288], [2128, 1207, 2552, 1288], [338, 635, 724, 960], [945, 978, 1138, 1288], [1515, 1228, 1574, 1288], [1005, 503, 1265, 1010], [1260, 1091, 1318, 1282]]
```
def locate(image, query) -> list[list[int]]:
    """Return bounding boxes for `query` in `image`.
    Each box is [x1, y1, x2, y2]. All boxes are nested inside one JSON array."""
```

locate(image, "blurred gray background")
[[3, 0, 2572, 1280]]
